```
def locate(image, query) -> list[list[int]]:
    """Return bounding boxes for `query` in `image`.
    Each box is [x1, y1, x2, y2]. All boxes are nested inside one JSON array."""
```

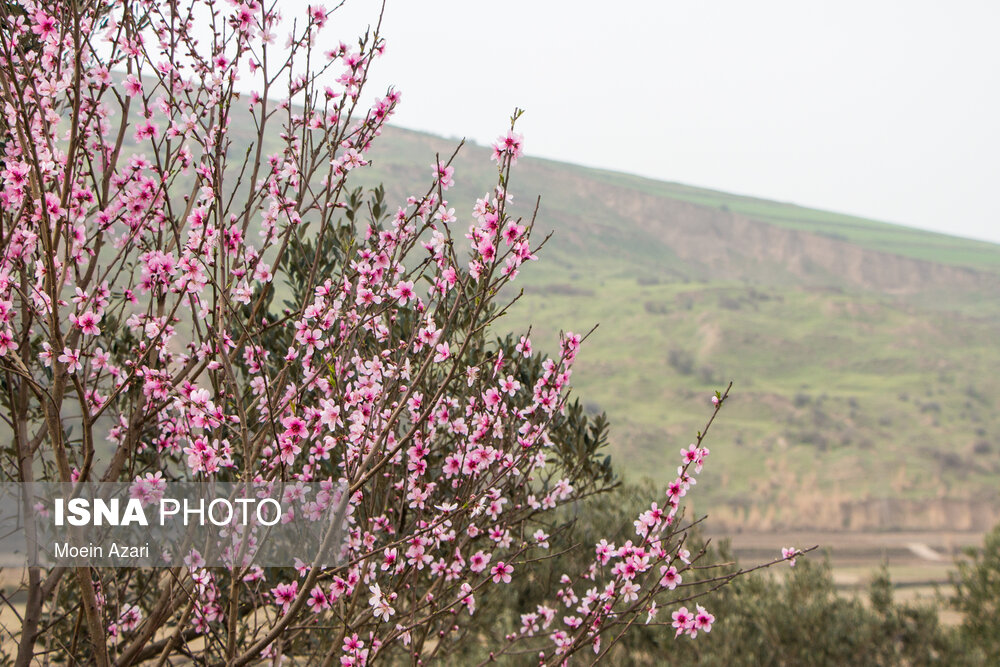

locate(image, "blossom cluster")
[[0, 1, 773, 664]]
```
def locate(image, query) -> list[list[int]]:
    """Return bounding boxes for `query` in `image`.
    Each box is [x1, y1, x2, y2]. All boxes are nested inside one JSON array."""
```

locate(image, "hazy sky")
[[304, 0, 1000, 244]]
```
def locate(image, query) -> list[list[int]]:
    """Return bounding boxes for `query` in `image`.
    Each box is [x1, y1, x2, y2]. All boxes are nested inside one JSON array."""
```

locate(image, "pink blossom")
[[694, 605, 715, 634], [0, 329, 18, 355], [271, 582, 298, 613], [117, 604, 142, 632], [58, 347, 82, 374], [389, 280, 415, 305], [499, 375, 520, 396], [492, 131, 524, 165], [434, 205, 457, 224], [70, 310, 102, 336], [432, 163, 455, 189], [491, 561, 513, 584], [671, 606, 694, 637], [124, 74, 143, 97], [31, 11, 57, 39], [368, 584, 395, 621], [308, 5, 328, 27], [515, 335, 532, 357], [469, 550, 491, 573], [659, 565, 681, 590], [433, 342, 450, 363], [130, 472, 166, 505]]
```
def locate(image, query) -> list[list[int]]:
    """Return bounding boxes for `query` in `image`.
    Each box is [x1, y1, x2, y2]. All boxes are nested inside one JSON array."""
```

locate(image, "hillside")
[[353, 126, 1000, 532], [116, 75, 998, 533]]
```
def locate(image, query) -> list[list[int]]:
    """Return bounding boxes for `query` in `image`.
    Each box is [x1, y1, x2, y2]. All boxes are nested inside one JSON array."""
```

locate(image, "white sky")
[[300, 0, 1000, 244]]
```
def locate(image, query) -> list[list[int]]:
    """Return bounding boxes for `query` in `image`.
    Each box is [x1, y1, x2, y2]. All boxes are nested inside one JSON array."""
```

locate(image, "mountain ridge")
[[363, 125, 1000, 294]]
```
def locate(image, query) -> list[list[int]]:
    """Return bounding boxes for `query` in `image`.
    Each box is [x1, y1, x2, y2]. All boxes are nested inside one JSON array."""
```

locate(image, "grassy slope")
[[351, 126, 1000, 531], [501, 277, 1000, 529], [564, 163, 1000, 272]]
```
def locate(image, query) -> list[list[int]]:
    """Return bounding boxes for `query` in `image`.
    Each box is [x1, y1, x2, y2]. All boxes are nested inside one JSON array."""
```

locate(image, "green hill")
[[354, 126, 1000, 532], [118, 74, 999, 532]]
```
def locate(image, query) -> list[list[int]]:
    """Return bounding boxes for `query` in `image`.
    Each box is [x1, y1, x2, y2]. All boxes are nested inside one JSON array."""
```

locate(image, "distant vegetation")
[[484, 482, 1000, 665]]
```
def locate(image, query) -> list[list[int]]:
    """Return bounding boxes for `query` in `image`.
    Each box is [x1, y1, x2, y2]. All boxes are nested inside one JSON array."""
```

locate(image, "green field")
[[498, 274, 1000, 528]]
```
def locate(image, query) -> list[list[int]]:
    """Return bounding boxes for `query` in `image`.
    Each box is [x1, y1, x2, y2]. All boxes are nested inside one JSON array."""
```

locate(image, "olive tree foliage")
[[951, 522, 1000, 665], [0, 0, 788, 664], [480, 480, 957, 667]]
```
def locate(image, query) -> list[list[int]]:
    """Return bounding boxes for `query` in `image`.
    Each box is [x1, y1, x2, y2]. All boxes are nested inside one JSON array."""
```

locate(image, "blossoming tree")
[[0, 0, 805, 664]]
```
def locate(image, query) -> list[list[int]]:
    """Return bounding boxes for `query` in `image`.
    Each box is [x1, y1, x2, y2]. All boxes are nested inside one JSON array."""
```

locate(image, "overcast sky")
[[307, 0, 999, 244]]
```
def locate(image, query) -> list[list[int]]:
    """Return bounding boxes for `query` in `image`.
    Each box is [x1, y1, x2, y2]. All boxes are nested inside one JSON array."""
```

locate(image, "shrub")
[[951, 522, 1000, 664]]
